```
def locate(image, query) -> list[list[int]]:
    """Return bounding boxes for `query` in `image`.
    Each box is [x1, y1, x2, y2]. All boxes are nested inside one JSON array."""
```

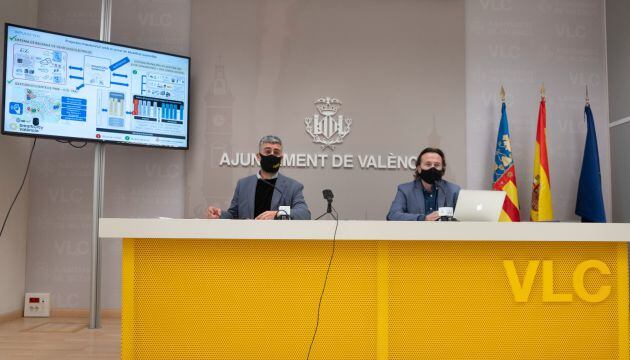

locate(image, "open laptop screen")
[[453, 190, 506, 222]]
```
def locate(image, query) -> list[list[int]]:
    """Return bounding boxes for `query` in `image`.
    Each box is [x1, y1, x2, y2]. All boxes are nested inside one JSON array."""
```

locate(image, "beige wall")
[[0, 0, 38, 316], [607, 0, 630, 222], [186, 0, 467, 220], [466, 0, 611, 221]]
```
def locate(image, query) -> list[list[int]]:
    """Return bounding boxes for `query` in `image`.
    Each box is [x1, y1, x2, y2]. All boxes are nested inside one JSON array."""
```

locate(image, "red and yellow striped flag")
[[530, 95, 553, 221], [493, 101, 520, 221]]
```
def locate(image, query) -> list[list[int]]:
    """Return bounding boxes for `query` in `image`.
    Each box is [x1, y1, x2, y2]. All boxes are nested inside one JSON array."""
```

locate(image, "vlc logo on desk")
[[503, 260, 611, 303]]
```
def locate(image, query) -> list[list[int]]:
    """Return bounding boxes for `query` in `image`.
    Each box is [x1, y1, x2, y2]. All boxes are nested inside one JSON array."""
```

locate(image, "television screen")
[[2, 24, 190, 149]]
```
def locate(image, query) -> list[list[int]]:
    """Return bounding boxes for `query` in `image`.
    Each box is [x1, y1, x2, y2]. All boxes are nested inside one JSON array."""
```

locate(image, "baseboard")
[[50, 308, 121, 319], [0, 309, 23, 323], [0, 308, 120, 322]]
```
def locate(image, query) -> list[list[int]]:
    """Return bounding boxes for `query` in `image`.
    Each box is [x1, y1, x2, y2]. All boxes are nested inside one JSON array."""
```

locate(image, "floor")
[[0, 317, 119, 360]]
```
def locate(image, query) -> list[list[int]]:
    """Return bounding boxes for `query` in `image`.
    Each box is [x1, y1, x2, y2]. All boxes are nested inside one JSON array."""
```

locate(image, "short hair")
[[259, 135, 282, 150], [416, 147, 446, 168]]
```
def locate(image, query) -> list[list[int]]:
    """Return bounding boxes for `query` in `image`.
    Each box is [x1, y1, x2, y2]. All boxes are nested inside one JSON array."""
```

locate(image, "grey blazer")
[[220, 173, 311, 220], [386, 179, 460, 221]]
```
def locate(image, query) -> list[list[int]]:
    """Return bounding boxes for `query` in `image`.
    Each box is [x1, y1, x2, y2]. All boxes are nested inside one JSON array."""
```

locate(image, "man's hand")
[[425, 211, 440, 221], [255, 211, 278, 220], [205, 206, 221, 219]]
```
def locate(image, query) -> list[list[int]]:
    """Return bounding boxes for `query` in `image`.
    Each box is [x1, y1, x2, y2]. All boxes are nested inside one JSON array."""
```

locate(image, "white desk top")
[[99, 218, 630, 242]]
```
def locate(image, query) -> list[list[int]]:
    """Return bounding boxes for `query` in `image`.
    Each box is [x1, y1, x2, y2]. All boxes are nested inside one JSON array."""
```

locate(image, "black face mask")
[[259, 154, 281, 173], [417, 167, 444, 184]]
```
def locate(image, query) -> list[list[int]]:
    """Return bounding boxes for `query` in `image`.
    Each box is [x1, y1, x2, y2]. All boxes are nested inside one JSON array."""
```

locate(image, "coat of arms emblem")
[[305, 97, 352, 150]]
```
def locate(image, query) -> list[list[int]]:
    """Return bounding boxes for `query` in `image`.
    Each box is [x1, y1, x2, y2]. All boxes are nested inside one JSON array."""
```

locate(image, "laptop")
[[453, 190, 506, 222]]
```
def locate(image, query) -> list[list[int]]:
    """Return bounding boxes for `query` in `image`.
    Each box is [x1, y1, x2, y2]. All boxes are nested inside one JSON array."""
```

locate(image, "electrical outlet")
[[24, 293, 50, 317]]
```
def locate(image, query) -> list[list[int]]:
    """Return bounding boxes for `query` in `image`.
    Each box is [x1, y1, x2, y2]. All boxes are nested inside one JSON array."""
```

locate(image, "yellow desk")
[[100, 219, 630, 360]]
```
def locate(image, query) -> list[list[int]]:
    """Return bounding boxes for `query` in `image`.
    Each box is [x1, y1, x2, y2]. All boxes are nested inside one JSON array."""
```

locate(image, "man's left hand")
[[255, 211, 278, 220]]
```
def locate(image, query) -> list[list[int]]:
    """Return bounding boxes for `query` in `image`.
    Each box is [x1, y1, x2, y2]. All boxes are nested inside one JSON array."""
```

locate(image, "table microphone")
[[322, 189, 334, 214], [435, 182, 455, 221]]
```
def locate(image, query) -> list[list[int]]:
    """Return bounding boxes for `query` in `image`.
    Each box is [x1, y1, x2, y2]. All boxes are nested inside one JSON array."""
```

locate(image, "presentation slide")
[[2, 24, 190, 149]]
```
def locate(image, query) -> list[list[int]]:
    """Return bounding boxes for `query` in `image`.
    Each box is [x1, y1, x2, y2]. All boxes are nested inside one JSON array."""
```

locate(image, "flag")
[[493, 102, 520, 221], [530, 97, 553, 221], [575, 104, 606, 222]]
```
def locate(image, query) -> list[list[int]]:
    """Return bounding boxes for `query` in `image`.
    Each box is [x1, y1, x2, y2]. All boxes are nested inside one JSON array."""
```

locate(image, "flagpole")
[[493, 85, 521, 222], [531, 83, 553, 221]]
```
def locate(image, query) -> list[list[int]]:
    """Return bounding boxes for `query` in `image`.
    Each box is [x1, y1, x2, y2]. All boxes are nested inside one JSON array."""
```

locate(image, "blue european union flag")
[[575, 105, 606, 222]]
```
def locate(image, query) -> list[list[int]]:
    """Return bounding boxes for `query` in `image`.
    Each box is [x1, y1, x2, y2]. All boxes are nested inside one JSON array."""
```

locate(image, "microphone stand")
[[315, 198, 337, 220]]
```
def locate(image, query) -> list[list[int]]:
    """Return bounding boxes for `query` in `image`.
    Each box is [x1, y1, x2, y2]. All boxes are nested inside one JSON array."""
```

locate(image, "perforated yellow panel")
[[387, 241, 628, 360], [122, 239, 628, 360], [122, 239, 378, 360]]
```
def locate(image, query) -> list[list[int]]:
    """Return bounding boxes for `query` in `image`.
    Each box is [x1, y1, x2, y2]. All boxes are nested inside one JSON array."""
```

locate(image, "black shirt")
[[420, 185, 438, 220], [254, 177, 277, 218]]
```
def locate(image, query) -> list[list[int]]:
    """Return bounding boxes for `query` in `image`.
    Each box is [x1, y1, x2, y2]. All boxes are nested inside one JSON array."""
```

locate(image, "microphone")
[[315, 189, 337, 220], [258, 177, 289, 219], [322, 189, 334, 214]]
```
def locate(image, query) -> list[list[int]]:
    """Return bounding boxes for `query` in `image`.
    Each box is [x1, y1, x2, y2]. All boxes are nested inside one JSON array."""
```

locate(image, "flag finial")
[[585, 85, 590, 106], [500, 85, 506, 102], [540, 83, 546, 99]]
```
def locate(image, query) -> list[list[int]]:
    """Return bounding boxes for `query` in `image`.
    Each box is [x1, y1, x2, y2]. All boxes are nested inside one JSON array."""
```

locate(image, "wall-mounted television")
[[2, 23, 190, 149]]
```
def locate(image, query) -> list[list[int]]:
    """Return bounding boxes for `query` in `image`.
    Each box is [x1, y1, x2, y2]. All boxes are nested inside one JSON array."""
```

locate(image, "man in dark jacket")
[[387, 147, 460, 221], [206, 135, 311, 220]]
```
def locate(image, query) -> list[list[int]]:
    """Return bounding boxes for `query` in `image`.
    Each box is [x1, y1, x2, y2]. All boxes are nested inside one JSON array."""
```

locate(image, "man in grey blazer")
[[205, 135, 311, 220], [387, 147, 460, 221]]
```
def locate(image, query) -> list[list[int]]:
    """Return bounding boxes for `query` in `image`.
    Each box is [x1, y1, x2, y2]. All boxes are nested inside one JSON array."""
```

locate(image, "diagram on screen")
[[84, 56, 111, 87], [130, 72, 186, 136], [98, 90, 130, 130], [12, 44, 67, 85], [13, 87, 62, 124], [4, 24, 189, 148]]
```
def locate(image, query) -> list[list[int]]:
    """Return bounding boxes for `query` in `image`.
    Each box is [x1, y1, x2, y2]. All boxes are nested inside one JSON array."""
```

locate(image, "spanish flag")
[[493, 101, 520, 221], [530, 94, 553, 221]]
